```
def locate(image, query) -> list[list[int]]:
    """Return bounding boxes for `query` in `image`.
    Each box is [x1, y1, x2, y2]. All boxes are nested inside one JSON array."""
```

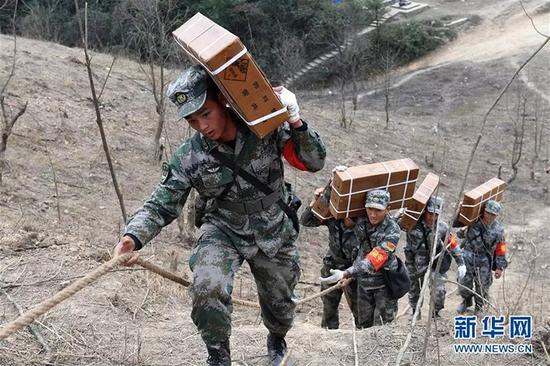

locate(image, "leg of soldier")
[[432, 272, 447, 315], [343, 279, 359, 326], [189, 224, 244, 348], [408, 272, 424, 313], [355, 279, 376, 328], [373, 287, 394, 325], [474, 264, 493, 312], [248, 241, 300, 337], [320, 265, 344, 329], [458, 254, 475, 312]]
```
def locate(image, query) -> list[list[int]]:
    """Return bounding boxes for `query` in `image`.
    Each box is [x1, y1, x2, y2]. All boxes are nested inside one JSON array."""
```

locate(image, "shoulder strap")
[[210, 148, 299, 233]]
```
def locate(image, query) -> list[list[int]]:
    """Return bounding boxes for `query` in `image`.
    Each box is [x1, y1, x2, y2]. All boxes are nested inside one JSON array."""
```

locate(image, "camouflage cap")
[[166, 65, 210, 118], [365, 189, 390, 210], [484, 199, 502, 216], [426, 196, 443, 214]]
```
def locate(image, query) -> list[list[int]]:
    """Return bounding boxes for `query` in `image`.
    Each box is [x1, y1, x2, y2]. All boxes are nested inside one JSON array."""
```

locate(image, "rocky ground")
[[0, 0, 549, 365]]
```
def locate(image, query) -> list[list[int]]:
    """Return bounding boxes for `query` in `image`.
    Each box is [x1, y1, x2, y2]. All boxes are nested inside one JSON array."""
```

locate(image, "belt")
[[215, 189, 283, 214]]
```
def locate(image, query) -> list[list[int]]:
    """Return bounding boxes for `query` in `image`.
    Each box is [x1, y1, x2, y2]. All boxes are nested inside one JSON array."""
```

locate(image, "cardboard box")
[[400, 173, 440, 231], [329, 159, 419, 219], [456, 178, 506, 226], [172, 13, 289, 139], [311, 187, 333, 221]]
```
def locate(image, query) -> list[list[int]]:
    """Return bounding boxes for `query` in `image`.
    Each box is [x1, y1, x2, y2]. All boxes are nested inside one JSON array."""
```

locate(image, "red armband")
[[495, 242, 507, 256], [367, 247, 390, 272], [283, 140, 307, 171], [448, 233, 459, 250]]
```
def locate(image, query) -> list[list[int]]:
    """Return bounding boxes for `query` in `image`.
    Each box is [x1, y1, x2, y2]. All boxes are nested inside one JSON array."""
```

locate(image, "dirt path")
[[408, 1, 549, 70]]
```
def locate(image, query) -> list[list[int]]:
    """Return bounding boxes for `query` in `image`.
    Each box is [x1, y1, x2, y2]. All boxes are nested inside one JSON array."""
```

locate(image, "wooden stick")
[[0, 287, 52, 356]]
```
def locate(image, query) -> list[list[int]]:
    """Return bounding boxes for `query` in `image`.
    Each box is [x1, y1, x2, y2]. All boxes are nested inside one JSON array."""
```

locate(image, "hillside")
[[1, 0, 549, 365]]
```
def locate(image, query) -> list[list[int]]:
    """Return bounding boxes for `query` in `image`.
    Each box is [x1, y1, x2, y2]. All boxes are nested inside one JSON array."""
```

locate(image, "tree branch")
[[74, 0, 127, 222], [455, 36, 550, 209]]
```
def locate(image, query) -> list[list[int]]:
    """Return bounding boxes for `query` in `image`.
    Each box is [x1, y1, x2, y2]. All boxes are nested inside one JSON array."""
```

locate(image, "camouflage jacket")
[[125, 120, 326, 259], [346, 214, 401, 287], [457, 218, 507, 270], [404, 218, 464, 276], [300, 205, 359, 270]]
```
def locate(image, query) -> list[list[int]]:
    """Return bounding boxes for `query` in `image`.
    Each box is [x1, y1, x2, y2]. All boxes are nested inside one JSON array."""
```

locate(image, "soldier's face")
[[366, 207, 386, 225], [482, 212, 497, 225], [185, 99, 232, 141], [424, 212, 437, 226]]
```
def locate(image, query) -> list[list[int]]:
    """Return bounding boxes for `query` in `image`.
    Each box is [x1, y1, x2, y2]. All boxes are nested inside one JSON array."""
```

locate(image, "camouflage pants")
[[408, 271, 447, 312], [189, 224, 300, 345], [383, 298, 399, 323], [458, 252, 492, 311], [320, 265, 395, 329], [353, 278, 395, 329], [320, 265, 357, 329]]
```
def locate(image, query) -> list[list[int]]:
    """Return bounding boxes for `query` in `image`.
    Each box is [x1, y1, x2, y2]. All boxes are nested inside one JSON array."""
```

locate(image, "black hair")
[[205, 82, 220, 101]]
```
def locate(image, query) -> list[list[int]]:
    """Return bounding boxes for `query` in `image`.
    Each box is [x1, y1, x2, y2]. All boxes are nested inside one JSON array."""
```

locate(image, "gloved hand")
[[274, 86, 300, 124], [319, 269, 344, 285], [457, 264, 467, 280]]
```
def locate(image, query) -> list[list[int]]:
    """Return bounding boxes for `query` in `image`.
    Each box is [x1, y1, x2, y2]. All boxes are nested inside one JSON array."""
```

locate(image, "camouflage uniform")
[[299, 186, 360, 329], [457, 214, 507, 312], [344, 191, 401, 328], [405, 217, 464, 314], [125, 74, 326, 348]]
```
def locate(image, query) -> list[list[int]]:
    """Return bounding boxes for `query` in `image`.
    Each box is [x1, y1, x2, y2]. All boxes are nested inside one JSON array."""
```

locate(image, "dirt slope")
[[1, 1, 550, 365]]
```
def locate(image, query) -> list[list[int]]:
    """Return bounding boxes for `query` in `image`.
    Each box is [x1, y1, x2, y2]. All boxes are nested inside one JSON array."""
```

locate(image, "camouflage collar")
[[200, 121, 249, 154]]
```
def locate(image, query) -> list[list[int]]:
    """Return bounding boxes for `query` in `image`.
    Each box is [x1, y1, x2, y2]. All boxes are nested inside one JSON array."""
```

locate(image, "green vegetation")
[[1, 1, 455, 84]]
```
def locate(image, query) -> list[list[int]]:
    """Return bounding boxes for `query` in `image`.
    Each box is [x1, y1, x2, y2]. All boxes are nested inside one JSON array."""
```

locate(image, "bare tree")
[[498, 88, 527, 184], [0, 0, 27, 185], [380, 47, 399, 130], [272, 22, 306, 87], [74, 0, 127, 222], [18, 0, 63, 43], [531, 95, 544, 180], [455, 36, 549, 209], [329, 32, 372, 129], [125, 0, 187, 160]]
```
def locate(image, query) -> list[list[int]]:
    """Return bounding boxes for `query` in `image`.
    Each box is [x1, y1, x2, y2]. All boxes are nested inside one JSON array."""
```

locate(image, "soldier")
[[403, 196, 466, 318], [300, 182, 361, 329], [320, 190, 401, 328], [112, 65, 326, 366], [456, 200, 508, 315]]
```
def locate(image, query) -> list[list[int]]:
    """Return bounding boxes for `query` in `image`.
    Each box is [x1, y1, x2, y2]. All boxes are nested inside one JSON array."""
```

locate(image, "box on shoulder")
[[454, 177, 506, 227], [400, 173, 440, 231], [329, 158, 419, 219], [172, 13, 289, 139]]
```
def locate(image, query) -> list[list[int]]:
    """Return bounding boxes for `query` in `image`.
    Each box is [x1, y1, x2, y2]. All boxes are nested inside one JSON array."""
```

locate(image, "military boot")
[[267, 333, 294, 366], [206, 340, 231, 366], [457, 297, 473, 314]]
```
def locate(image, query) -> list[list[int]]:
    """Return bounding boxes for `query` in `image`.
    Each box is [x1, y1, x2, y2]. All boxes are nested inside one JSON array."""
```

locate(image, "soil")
[[1, 0, 549, 365]]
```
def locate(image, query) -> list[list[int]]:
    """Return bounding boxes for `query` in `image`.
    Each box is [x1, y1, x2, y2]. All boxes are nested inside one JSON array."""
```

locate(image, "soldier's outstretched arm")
[[448, 234, 465, 267], [122, 155, 192, 251]]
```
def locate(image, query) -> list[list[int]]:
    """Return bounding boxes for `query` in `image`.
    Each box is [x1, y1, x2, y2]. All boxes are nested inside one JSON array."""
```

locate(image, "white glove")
[[319, 269, 344, 285], [274, 86, 300, 123], [457, 265, 467, 280]]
